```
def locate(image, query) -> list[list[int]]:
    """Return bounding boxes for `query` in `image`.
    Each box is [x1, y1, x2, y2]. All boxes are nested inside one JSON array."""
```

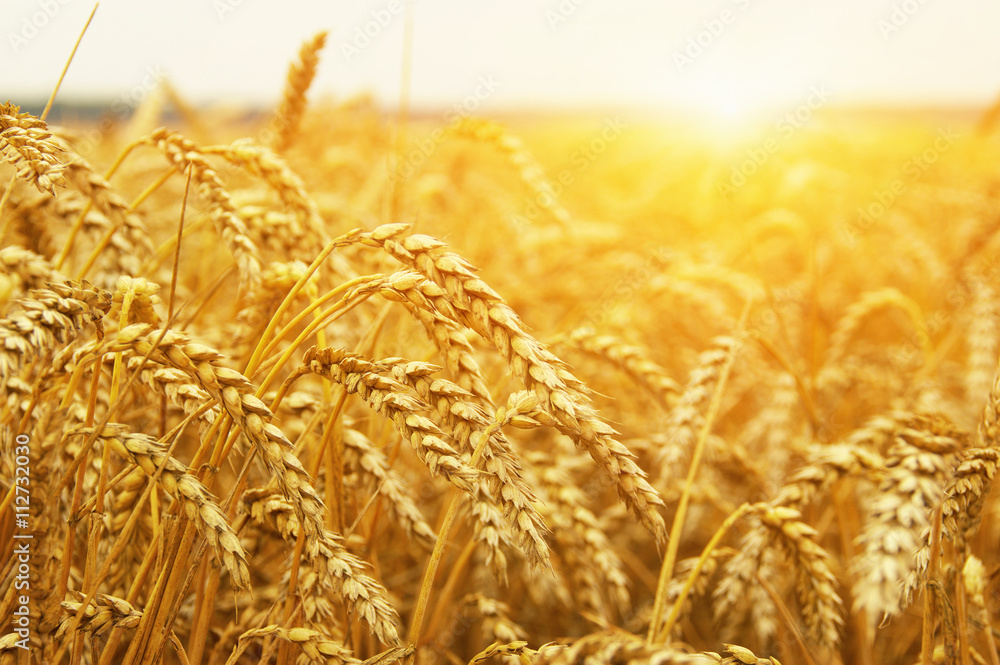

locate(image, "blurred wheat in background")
[[4, 4, 1000, 664]]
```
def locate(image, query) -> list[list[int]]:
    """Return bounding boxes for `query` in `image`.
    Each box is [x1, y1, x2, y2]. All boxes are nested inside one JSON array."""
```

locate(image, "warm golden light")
[[2, 3, 998, 664]]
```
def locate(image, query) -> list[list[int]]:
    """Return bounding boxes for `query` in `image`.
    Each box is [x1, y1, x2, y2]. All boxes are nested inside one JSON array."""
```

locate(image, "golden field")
[[2, 32, 1000, 665]]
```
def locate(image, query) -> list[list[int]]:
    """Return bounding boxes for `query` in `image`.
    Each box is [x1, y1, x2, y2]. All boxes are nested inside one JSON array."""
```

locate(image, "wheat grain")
[[0, 634, 22, 665], [771, 443, 884, 511], [0, 245, 64, 298], [965, 284, 998, 407], [704, 644, 784, 664], [526, 448, 631, 622], [942, 447, 1000, 545], [714, 503, 842, 650], [106, 466, 155, 595], [109, 276, 161, 325], [450, 593, 526, 647], [531, 631, 713, 664], [408, 303, 493, 403], [123, 354, 219, 427], [468, 486, 516, 584], [656, 336, 740, 481], [737, 371, 804, 486], [206, 139, 328, 251], [467, 640, 530, 665]]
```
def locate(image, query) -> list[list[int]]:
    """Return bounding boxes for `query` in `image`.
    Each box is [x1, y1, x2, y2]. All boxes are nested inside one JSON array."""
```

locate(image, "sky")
[[2, 0, 999, 120]]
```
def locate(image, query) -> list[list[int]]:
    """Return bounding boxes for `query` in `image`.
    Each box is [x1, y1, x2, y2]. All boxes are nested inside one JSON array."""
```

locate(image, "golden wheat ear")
[[361, 224, 668, 544], [270, 30, 328, 153], [0, 102, 67, 195]]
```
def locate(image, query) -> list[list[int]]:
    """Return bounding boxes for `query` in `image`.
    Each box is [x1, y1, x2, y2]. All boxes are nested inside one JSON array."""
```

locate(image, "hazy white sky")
[[2, 0, 999, 116]]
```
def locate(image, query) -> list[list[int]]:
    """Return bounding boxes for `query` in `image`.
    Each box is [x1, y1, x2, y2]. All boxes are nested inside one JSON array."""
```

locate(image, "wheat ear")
[[270, 31, 328, 153], [227, 624, 357, 665], [386, 358, 550, 569], [55, 593, 143, 639], [362, 225, 666, 543], [853, 418, 962, 631], [106, 325, 401, 643], [0, 102, 67, 194], [144, 128, 262, 294], [241, 489, 401, 644], [532, 631, 714, 664], [69, 423, 252, 591], [559, 327, 680, 408], [0, 281, 111, 381], [295, 346, 480, 493]]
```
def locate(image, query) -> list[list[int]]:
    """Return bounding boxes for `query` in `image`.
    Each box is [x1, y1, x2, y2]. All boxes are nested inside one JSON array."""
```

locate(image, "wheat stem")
[[649, 301, 749, 643]]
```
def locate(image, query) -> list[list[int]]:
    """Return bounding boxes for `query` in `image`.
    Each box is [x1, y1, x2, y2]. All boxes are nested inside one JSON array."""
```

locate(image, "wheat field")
[[2, 28, 1000, 665]]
